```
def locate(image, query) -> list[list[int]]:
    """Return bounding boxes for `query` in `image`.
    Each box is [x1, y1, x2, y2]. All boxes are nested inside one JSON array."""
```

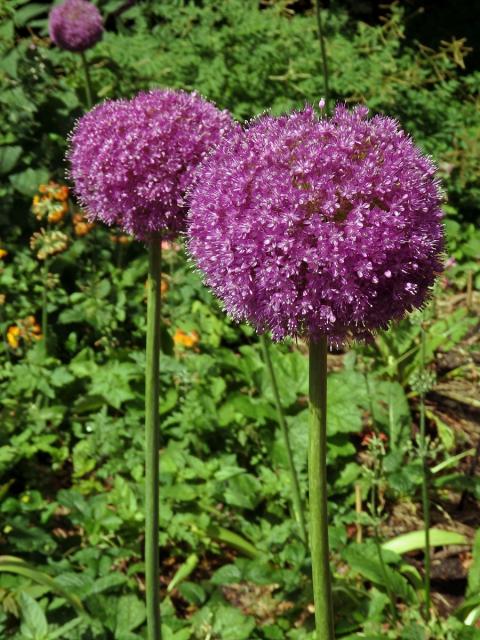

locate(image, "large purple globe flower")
[[49, 0, 103, 53], [188, 105, 444, 343], [68, 89, 236, 238]]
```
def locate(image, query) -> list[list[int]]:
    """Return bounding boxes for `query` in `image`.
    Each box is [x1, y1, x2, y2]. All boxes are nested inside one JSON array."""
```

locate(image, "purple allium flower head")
[[49, 0, 103, 53], [187, 105, 444, 343], [68, 89, 236, 239]]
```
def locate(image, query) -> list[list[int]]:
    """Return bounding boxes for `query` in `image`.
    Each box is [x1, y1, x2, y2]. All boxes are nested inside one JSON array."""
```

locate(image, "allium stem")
[[419, 326, 431, 621], [80, 51, 93, 109], [260, 334, 307, 544], [308, 337, 335, 640], [145, 234, 162, 640], [314, 0, 330, 112]]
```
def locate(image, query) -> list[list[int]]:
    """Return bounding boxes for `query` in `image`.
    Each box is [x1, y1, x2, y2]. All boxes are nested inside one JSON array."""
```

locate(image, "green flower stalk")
[[145, 235, 162, 640], [419, 324, 431, 620], [80, 51, 93, 109], [308, 338, 335, 640]]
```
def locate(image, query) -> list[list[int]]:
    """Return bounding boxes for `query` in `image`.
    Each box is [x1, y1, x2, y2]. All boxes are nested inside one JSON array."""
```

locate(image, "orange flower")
[[110, 233, 131, 244], [54, 185, 69, 201], [173, 329, 199, 349], [47, 201, 68, 224], [73, 212, 95, 236], [7, 326, 20, 349], [8, 316, 43, 349], [33, 183, 70, 222], [0, 249, 8, 259]]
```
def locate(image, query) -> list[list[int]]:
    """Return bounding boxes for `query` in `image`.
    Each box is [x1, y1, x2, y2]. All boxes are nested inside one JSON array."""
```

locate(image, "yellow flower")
[[7, 326, 20, 349], [173, 329, 199, 349], [30, 229, 69, 260], [0, 249, 8, 259]]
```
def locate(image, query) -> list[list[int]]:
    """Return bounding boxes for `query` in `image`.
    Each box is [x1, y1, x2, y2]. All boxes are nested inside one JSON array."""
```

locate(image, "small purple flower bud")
[[49, 0, 103, 53]]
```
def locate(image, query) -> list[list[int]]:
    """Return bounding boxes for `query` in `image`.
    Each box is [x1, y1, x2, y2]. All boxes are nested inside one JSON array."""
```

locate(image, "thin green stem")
[[260, 334, 307, 544], [314, 0, 330, 112], [145, 234, 162, 640], [41, 258, 49, 352], [308, 337, 335, 640], [80, 51, 93, 109], [371, 477, 397, 621], [419, 326, 431, 621]]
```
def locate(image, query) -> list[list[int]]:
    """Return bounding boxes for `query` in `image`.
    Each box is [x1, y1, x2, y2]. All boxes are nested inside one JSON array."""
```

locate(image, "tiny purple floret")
[[187, 105, 444, 343], [68, 89, 236, 239], [49, 0, 103, 53]]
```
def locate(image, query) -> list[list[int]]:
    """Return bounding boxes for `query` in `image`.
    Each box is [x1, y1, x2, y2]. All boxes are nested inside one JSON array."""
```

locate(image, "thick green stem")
[[308, 337, 335, 640], [260, 334, 307, 544], [145, 235, 162, 640], [419, 326, 431, 621], [80, 51, 93, 109], [314, 0, 330, 112]]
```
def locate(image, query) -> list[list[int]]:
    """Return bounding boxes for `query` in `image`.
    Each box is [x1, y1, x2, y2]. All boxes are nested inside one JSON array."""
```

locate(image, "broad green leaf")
[[9, 167, 49, 196], [382, 529, 467, 554], [114, 595, 146, 634], [18, 592, 48, 640], [0, 556, 84, 614], [178, 581, 206, 606], [0, 145, 22, 174]]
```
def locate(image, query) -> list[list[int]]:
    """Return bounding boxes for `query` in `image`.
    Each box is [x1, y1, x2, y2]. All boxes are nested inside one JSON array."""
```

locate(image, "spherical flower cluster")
[[187, 105, 444, 343], [49, 0, 103, 53], [68, 89, 236, 239]]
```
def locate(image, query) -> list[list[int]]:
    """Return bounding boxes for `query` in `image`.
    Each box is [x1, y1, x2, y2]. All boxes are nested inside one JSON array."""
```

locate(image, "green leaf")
[[0, 145, 22, 174], [178, 581, 206, 606], [0, 556, 84, 614], [18, 592, 48, 640], [468, 530, 480, 597], [327, 371, 368, 435], [382, 529, 467, 554], [114, 595, 146, 634], [167, 554, 199, 592], [13, 3, 48, 26], [9, 167, 49, 196], [343, 545, 415, 604], [224, 473, 261, 510], [211, 564, 242, 585]]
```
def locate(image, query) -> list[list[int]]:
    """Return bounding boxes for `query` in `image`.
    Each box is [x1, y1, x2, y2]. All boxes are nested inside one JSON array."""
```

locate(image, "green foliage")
[[0, 1, 479, 639]]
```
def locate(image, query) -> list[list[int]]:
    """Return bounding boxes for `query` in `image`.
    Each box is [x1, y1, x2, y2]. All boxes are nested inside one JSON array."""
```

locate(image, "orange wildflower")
[[0, 249, 8, 259], [8, 316, 43, 349], [6, 326, 20, 349], [173, 329, 199, 349], [73, 213, 95, 236], [32, 182, 69, 223]]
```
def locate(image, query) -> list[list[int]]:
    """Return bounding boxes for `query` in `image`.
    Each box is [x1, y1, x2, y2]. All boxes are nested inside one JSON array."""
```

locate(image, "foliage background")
[[0, 1, 479, 639]]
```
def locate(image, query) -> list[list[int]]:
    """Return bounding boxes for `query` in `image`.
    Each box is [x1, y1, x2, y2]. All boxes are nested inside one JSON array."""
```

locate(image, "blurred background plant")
[[0, 1, 479, 638]]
